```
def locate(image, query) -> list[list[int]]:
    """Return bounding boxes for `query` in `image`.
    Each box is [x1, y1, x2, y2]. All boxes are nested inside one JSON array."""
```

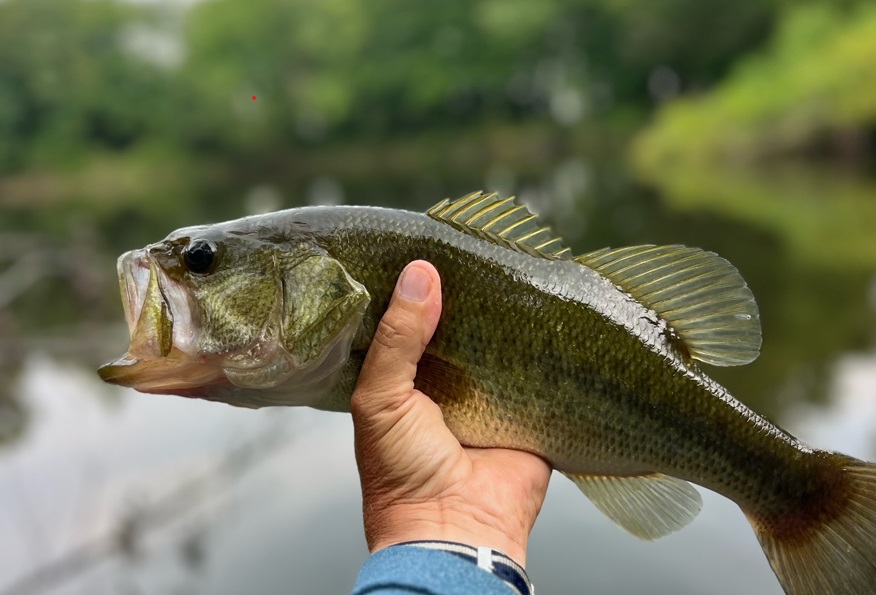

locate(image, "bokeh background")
[[2, 0, 876, 593]]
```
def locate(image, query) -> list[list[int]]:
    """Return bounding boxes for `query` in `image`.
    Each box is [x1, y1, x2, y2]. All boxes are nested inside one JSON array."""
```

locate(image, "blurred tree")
[[0, 0, 857, 198], [0, 0, 176, 173], [632, 2, 876, 168], [593, 0, 780, 100], [181, 0, 566, 147], [181, 0, 367, 152], [179, 0, 782, 150]]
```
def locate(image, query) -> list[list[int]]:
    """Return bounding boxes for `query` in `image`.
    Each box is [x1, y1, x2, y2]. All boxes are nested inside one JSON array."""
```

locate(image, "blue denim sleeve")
[[351, 545, 514, 595]]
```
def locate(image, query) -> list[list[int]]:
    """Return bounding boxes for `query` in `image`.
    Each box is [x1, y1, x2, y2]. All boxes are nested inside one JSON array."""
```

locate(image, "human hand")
[[350, 260, 552, 568]]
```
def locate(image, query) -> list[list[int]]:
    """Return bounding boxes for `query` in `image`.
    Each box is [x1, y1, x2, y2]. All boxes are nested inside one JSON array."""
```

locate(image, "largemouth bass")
[[98, 192, 876, 595]]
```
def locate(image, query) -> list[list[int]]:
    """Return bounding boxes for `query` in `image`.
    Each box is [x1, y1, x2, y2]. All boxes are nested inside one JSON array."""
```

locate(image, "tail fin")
[[749, 459, 876, 595]]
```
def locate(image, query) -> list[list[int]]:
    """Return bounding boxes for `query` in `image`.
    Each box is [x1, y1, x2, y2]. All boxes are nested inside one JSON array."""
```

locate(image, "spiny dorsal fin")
[[562, 471, 703, 540], [427, 191, 571, 259], [575, 245, 761, 367]]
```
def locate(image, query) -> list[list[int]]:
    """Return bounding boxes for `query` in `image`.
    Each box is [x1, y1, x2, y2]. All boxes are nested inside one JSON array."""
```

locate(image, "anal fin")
[[562, 471, 703, 540]]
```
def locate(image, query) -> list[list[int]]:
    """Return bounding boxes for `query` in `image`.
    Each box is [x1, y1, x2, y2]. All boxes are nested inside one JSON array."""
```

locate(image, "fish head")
[[98, 223, 370, 408]]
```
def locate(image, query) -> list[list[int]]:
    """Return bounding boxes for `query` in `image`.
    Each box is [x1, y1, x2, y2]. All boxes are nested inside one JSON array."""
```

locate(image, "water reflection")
[[636, 162, 876, 271]]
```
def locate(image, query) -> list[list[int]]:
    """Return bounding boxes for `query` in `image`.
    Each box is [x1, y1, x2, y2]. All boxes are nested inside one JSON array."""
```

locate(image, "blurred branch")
[[0, 234, 44, 260], [0, 251, 51, 310], [0, 230, 111, 316], [0, 423, 291, 595], [0, 323, 127, 362]]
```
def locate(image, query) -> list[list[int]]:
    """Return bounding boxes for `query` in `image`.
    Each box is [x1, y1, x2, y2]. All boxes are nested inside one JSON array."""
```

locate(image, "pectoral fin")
[[562, 471, 703, 540]]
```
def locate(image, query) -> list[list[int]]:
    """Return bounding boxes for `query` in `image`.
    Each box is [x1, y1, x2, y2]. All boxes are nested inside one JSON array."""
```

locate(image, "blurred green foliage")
[[0, 0, 784, 198], [633, 2, 876, 167], [0, 0, 170, 169]]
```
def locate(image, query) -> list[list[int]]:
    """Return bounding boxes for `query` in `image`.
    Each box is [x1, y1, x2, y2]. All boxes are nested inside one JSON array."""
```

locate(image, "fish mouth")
[[97, 350, 224, 393], [98, 249, 223, 393]]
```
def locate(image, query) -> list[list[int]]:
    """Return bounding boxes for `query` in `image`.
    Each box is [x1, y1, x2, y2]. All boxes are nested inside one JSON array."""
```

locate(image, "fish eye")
[[183, 239, 217, 275]]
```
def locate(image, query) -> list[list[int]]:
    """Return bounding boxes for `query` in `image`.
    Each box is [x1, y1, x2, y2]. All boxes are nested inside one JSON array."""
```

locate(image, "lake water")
[[2, 157, 875, 594]]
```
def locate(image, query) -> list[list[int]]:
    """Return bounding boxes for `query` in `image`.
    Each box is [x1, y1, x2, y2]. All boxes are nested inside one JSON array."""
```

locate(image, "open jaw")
[[98, 249, 225, 394]]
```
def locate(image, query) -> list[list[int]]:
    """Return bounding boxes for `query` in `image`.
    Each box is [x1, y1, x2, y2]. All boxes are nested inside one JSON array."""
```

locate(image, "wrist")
[[392, 541, 533, 595], [365, 500, 530, 567]]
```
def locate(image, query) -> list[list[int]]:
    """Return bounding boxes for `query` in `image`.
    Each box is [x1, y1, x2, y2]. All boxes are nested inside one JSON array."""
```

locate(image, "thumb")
[[351, 261, 442, 422]]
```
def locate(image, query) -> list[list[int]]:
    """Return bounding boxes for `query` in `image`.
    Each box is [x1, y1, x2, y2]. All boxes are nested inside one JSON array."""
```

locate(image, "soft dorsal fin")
[[575, 245, 761, 367], [562, 471, 703, 540], [427, 191, 572, 259]]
